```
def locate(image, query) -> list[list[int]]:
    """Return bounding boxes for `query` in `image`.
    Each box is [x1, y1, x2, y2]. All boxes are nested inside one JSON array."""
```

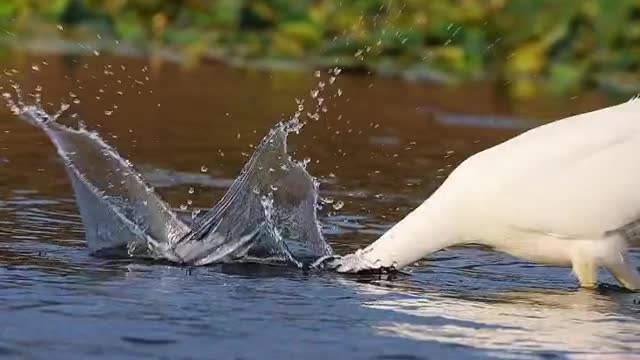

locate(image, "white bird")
[[322, 99, 640, 290]]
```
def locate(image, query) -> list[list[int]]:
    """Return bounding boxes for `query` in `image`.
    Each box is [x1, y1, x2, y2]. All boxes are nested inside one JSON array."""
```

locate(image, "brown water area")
[[0, 50, 612, 243], [0, 49, 637, 359]]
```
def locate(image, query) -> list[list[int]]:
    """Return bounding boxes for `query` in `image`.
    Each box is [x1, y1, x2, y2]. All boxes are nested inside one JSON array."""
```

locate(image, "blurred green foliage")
[[1, 0, 639, 98]]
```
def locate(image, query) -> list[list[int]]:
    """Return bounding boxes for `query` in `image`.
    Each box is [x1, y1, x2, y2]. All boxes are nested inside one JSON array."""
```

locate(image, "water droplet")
[[188, 187, 195, 194], [200, 165, 208, 173], [314, 70, 321, 78], [310, 89, 319, 98], [270, 184, 278, 191], [333, 201, 344, 210], [337, 89, 343, 96], [93, 50, 100, 56], [187, 199, 193, 205], [329, 76, 336, 84], [179, 204, 188, 210], [321, 197, 334, 204], [104, 110, 113, 116], [31, 64, 40, 72], [56, 24, 64, 31]]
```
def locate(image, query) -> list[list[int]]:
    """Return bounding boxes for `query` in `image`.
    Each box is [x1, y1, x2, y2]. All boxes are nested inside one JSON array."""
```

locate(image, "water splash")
[[168, 118, 332, 265], [17, 105, 189, 259], [9, 100, 332, 267]]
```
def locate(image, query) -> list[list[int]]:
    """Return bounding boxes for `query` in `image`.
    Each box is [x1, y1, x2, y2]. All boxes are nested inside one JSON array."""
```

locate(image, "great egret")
[[320, 99, 640, 291]]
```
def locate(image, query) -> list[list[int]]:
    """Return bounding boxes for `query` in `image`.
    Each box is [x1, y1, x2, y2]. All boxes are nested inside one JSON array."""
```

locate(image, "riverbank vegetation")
[[1, 0, 638, 98]]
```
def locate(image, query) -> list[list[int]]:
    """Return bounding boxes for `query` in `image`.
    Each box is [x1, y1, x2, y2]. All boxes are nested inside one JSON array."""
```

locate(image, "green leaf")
[[114, 12, 147, 42], [278, 21, 322, 46], [43, 0, 71, 19], [0, 2, 17, 19]]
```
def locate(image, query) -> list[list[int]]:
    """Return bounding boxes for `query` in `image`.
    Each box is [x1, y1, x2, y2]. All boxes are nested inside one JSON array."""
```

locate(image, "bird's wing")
[[461, 100, 640, 240]]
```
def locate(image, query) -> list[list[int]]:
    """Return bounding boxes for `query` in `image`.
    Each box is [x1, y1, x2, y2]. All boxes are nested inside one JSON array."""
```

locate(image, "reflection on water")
[[1, 50, 638, 359], [364, 286, 639, 354]]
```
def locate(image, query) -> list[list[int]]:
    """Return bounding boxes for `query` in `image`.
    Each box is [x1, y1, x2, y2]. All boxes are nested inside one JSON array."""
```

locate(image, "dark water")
[[0, 50, 639, 359]]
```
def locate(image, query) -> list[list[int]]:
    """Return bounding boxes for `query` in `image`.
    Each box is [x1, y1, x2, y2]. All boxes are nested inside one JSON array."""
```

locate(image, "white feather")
[[334, 101, 640, 289]]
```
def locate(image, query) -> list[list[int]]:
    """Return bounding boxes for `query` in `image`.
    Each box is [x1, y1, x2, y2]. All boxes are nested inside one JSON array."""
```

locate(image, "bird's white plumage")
[[459, 99, 640, 240], [330, 99, 640, 290]]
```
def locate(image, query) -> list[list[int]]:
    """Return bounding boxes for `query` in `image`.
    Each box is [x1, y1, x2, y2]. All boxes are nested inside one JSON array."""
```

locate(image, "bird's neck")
[[360, 191, 461, 270]]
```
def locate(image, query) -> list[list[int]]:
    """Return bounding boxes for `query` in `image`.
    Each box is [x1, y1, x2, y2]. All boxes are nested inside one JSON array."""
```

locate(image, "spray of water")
[[168, 118, 332, 265], [6, 91, 332, 267]]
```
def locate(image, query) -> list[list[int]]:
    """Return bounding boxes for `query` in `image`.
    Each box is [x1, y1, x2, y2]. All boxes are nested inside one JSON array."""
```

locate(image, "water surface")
[[0, 50, 638, 359]]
